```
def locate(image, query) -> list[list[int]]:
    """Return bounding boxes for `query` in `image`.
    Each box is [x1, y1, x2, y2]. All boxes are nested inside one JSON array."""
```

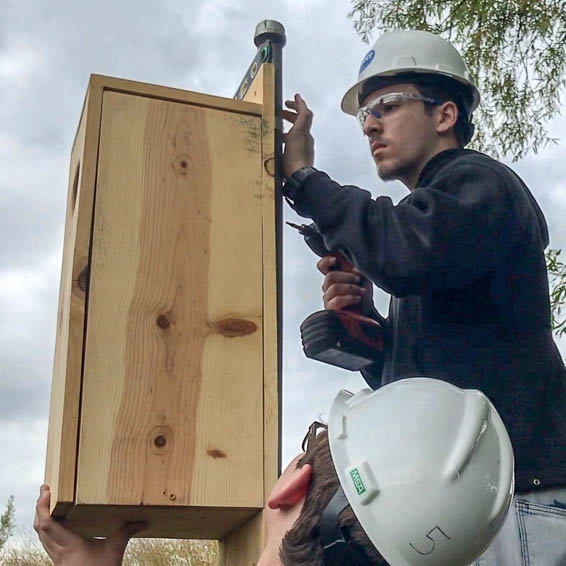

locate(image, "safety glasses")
[[301, 420, 327, 453], [357, 92, 441, 129]]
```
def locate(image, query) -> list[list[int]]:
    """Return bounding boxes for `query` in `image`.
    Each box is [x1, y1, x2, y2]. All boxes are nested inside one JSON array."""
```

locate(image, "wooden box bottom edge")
[[58, 504, 261, 539]]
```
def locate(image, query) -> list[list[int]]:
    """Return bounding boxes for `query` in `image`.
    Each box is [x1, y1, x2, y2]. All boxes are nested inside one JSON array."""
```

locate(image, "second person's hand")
[[34, 485, 145, 566]]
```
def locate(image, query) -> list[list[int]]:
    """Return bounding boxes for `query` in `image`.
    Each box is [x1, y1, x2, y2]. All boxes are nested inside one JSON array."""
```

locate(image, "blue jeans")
[[473, 487, 566, 565]]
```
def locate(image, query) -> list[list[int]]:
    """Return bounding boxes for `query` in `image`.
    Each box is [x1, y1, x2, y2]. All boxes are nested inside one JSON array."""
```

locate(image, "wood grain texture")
[[45, 76, 105, 514], [91, 74, 262, 118], [77, 90, 265, 524], [256, 64, 280, 504], [220, 63, 280, 566], [217, 513, 264, 566], [47, 74, 281, 544], [63, 504, 257, 540]]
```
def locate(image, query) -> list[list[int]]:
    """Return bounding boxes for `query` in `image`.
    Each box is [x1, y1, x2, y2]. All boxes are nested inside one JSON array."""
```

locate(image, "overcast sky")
[[1, 0, 565, 543]]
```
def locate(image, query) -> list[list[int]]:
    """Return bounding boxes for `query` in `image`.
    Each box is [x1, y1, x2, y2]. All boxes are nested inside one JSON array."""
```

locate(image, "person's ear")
[[436, 100, 458, 134], [267, 464, 312, 510]]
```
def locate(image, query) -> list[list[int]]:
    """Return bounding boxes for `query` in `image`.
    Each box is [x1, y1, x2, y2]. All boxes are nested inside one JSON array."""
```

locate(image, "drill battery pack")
[[300, 309, 384, 371]]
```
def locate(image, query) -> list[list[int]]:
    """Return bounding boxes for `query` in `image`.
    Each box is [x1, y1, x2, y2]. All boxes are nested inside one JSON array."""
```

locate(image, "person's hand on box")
[[34, 485, 145, 566]]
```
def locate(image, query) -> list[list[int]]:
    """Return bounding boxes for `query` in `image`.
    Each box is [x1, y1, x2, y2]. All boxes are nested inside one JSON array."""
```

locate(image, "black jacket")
[[288, 148, 566, 492]]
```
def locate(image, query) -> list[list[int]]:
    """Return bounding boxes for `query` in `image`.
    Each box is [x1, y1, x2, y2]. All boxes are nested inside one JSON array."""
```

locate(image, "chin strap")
[[318, 486, 369, 566]]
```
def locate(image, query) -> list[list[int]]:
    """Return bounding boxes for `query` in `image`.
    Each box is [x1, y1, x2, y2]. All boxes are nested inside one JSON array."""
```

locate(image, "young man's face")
[[360, 83, 444, 189]]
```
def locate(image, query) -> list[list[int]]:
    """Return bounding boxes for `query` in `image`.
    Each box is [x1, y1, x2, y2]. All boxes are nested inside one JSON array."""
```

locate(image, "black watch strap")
[[283, 166, 318, 200]]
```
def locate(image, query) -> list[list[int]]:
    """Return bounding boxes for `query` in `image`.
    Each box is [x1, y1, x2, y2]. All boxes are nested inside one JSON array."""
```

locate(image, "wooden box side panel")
[[45, 78, 104, 511], [255, 63, 280, 502], [220, 63, 280, 566], [76, 91, 265, 513], [239, 62, 279, 500]]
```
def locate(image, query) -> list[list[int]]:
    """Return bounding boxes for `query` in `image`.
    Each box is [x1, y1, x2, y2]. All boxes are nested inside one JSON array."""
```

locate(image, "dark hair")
[[360, 73, 475, 146], [279, 429, 388, 566]]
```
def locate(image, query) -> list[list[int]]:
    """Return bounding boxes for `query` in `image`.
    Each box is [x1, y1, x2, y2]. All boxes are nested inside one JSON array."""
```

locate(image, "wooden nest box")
[[45, 23, 284, 564]]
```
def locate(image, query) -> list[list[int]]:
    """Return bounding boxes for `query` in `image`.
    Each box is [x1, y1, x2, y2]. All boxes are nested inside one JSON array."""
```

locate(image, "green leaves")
[[348, 0, 566, 161], [547, 248, 566, 337], [349, 2, 566, 347]]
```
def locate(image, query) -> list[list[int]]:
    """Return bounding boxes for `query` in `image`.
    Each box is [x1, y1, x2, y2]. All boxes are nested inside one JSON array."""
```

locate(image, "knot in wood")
[[211, 318, 257, 338], [156, 315, 171, 329], [207, 449, 227, 459], [77, 265, 90, 293], [149, 425, 174, 455], [172, 154, 191, 175]]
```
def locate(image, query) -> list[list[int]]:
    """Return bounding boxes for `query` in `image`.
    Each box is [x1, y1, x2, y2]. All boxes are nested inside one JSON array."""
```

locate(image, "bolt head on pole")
[[254, 20, 286, 47]]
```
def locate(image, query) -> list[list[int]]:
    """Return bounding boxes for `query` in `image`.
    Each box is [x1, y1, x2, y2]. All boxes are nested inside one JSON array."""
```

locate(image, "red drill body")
[[288, 222, 384, 371]]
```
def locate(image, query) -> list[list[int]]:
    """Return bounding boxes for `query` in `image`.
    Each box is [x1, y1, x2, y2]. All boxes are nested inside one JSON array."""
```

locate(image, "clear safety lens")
[[357, 92, 441, 129]]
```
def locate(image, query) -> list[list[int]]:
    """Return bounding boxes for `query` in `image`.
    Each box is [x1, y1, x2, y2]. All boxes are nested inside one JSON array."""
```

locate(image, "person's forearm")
[[287, 165, 520, 297]]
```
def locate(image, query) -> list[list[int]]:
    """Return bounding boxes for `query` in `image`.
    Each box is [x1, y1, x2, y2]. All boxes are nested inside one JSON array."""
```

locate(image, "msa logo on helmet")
[[359, 50, 375, 74], [350, 468, 367, 495]]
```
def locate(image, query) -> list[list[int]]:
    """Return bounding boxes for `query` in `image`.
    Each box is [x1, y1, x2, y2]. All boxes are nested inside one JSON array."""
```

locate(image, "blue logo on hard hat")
[[359, 50, 375, 74]]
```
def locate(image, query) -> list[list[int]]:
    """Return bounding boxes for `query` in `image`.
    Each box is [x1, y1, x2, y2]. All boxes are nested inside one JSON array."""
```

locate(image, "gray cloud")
[[1, 0, 565, 542]]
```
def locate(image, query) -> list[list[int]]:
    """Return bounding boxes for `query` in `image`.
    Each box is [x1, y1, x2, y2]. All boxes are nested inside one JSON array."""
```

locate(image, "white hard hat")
[[328, 378, 514, 566], [341, 30, 480, 116]]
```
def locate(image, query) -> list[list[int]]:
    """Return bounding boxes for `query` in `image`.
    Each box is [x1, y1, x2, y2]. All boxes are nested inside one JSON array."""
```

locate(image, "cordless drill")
[[288, 222, 384, 371]]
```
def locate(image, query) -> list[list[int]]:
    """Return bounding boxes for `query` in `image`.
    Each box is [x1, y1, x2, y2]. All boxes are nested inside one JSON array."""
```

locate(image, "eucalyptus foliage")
[[348, 0, 566, 161]]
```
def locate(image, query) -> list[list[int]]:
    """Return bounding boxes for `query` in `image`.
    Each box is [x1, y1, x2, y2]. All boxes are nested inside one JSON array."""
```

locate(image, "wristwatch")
[[283, 166, 318, 201]]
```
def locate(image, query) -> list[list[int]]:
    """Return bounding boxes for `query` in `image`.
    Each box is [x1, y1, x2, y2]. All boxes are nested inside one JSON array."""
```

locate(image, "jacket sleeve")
[[290, 163, 523, 297]]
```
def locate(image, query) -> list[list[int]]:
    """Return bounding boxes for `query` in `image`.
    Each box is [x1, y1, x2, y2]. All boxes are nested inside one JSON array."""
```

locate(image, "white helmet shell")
[[328, 378, 514, 566], [341, 30, 480, 116]]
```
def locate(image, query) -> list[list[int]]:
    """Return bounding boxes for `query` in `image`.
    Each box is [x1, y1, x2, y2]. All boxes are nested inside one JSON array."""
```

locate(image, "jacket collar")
[[417, 148, 469, 188]]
